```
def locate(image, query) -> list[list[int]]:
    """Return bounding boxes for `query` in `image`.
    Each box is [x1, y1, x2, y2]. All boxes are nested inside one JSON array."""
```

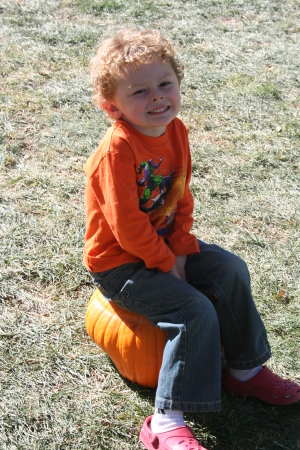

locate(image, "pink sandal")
[[223, 366, 300, 405], [139, 415, 208, 450]]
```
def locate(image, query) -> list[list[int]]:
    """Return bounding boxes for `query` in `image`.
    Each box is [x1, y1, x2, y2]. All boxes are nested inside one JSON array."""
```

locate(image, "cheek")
[[170, 87, 181, 103], [130, 102, 146, 117], [173, 92, 181, 110]]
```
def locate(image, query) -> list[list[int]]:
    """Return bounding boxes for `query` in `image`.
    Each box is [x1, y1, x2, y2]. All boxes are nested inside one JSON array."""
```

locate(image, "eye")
[[132, 89, 146, 95], [160, 81, 171, 87]]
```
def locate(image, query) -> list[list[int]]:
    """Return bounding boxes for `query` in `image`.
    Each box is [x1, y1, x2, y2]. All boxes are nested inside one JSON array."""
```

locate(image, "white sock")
[[151, 408, 185, 434], [229, 366, 263, 382]]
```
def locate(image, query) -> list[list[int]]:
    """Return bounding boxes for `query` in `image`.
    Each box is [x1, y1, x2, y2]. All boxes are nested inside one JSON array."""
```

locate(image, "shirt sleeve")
[[165, 133, 200, 256], [88, 137, 176, 272]]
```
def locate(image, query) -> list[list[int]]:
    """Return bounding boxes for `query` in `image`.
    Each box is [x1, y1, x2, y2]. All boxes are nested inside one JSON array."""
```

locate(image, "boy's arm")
[[87, 145, 176, 273]]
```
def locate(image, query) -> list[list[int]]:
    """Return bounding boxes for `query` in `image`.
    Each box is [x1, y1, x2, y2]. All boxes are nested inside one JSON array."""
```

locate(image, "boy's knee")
[[187, 295, 219, 331], [219, 249, 250, 282]]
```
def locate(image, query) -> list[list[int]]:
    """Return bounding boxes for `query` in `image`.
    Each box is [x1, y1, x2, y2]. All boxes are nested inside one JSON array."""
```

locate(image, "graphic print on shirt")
[[137, 158, 186, 237]]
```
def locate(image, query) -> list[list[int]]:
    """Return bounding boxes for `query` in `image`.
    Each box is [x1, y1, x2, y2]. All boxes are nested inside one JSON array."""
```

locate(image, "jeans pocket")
[[109, 291, 131, 311], [90, 262, 143, 299]]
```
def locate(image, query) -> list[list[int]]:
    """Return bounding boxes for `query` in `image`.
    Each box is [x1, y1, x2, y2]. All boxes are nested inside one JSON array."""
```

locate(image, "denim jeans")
[[90, 240, 271, 412]]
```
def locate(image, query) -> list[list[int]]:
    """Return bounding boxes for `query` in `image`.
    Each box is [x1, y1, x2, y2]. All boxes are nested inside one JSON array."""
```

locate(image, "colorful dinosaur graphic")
[[137, 158, 175, 213]]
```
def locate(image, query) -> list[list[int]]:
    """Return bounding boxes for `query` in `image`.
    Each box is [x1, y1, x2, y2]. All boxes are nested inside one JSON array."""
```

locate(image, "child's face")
[[105, 58, 181, 137]]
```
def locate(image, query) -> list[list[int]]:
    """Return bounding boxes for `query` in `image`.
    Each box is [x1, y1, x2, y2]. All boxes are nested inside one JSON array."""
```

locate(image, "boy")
[[84, 29, 300, 450]]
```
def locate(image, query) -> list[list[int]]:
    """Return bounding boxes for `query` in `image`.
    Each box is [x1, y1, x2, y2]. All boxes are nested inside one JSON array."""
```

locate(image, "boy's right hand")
[[169, 263, 182, 280], [169, 255, 187, 282]]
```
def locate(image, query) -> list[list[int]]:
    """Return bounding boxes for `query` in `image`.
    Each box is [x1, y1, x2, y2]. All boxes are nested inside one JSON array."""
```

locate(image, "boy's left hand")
[[175, 255, 187, 282]]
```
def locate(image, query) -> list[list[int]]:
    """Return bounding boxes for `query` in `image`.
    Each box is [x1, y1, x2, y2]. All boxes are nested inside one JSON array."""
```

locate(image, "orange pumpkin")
[[85, 289, 167, 388]]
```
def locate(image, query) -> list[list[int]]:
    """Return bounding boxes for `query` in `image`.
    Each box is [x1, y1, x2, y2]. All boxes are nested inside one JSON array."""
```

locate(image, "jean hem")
[[154, 399, 221, 412], [225, 345, 271, 370]]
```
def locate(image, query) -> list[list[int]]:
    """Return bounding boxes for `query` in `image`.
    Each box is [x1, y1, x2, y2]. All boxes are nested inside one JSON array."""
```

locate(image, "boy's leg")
[[185, 241, 300, 405], [91, 262, 222, 413], [185, 240, 271, 369]]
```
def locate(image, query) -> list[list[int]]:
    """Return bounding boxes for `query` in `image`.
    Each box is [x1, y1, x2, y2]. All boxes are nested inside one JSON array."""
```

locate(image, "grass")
[[0, 0, 299, 448]]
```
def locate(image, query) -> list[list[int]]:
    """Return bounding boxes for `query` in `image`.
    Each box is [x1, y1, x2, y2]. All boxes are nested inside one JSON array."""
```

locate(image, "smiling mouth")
[[148, 106, 170, 114]]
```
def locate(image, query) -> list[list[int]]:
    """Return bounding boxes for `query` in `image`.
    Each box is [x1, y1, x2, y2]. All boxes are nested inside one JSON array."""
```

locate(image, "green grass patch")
[[77, 0, 124, 15]]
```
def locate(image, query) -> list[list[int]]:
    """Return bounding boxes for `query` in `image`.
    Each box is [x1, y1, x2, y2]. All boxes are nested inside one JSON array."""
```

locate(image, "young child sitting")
[[83, 29, 300, 450]]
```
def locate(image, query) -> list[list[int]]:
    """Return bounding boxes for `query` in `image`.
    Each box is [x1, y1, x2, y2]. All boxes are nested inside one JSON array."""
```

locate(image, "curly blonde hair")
[[90, 29, 184, 110]]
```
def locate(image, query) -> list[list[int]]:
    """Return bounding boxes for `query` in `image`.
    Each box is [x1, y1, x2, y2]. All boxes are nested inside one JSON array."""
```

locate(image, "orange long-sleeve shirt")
[[84, 117, 199, 273]]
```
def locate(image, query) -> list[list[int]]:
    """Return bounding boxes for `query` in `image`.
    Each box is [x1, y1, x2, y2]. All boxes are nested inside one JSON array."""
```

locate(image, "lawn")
[[0, 0, 299, 449]]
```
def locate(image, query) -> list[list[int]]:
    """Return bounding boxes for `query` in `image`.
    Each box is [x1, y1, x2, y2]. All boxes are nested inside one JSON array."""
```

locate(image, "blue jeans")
[[90, 240, 271, 412]]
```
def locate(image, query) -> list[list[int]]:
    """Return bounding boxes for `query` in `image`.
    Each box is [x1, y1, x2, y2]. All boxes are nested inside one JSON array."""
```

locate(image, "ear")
[[102, 100, 123, 119]]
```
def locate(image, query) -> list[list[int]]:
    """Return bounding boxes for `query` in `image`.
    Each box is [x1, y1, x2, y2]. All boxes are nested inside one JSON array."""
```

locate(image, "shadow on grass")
[[188, 395, 300, 450], [122, 372, 300, 450]]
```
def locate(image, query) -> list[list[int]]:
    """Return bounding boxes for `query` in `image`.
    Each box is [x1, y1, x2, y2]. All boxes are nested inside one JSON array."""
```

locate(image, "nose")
[[150, 88, 164, 102]]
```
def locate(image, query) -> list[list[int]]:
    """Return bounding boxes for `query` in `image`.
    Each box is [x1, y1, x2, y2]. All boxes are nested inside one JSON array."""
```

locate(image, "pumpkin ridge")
[[86, 292, 102, 341], [118, 320, 133, 381], [98, 302, 119, 353]]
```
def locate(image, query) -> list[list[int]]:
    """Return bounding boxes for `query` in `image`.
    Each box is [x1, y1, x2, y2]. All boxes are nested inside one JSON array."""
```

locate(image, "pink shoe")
[[223, 366, 300, 405], [139, 415, 208, 450]]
